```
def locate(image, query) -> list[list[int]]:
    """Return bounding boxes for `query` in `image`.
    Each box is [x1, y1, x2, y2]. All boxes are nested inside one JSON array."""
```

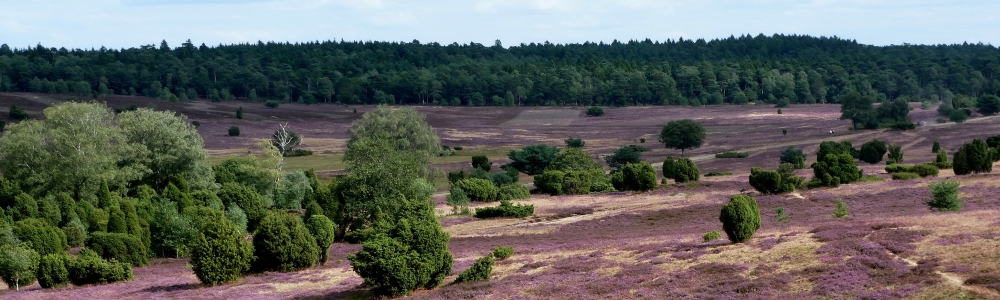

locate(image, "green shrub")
[[0, 244, 40, 290], [62, 220, 87, 247], [454, 255, 493, 283], [36, 254, 69, 288], [663, 157, 700, 183], [446, 187, 471, 215], [264, 100, 280, 108], [452, 178, 498, 202], [884, 164, 910, 173], [228, 126, 240, 136], [619, 162, 657, 191], [953, 139, 992, 175], [858, 175, 885, 182], [564, 137, 585, 148], [507, 144, 558, 175], [9, 105, 30, 121], [474, 200, 534, 219], [859, 140, 887, 164], [252, 211, 319, 272], [891, 172, 920, 180], [928, 179, 962, 211], [810, 153, 862, 187], [934, 151, 951, 169], [454, 146, 463, 151], [447, 170, 468, 184], [749, 165, 801, 194], [779, 147, 806, 169], [586, 106, 605, 117], [496, 184, 530, 201], [705, 171, 733, 177], [217, 183, 267, 232], [491, 246, 514, 260], [471, 155, 492, 172], [887, 144, 904, 164], [66, 249, 133, 285], [306, 215, 336, 265], [715, 151, 749, 158], [932, 141, 941, 153], [534, 170, 566, 195], [190, 216, 253, 286], [702, 231, 722, 242], [85, 232, 148, 266], [604, 145, 650, 169], [833, 199, 849, 218], [14, 218, 67, 256], [909, 164, 939, 177], [718, 195, 761, 243]]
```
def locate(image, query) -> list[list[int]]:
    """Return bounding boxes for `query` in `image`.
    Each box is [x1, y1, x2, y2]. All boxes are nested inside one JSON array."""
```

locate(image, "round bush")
[[496, 184, 530, 201], [703, 231, 722, 242], [62, 221, 86, 248], [452, 178, 498, 201], [928, 179, 962, 211], [534, 170, 565, 195], [491, 246, 514, 260], [190, 216, 253, 286], [66, 249, 133, 285], [252, 211, 319, 272], [85, 232, 148, 266], [217, 183, 267, 232], [454, 254, 493, 283], [621, 162, 657, 191], [228, 126, 240, 136], [909, 164, 939, 177], [14, 218, 67, 256], [749, 168, 783, 194], [719, 195, 761, 243], [36, 254, 69, 289], [305, 215, 336, 265]]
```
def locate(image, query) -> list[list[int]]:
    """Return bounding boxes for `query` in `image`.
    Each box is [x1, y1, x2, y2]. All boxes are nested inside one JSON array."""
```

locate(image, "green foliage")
[[271, 126, 303, 157], [749, 166, 799, 194], [976, 95, 1000, 116], [62, 219, 87, 247], [264, 100, 280, 108], [14, 218, 67, 256], [859, 140, 887, 164], [564, 137, 585, 148], [475, 200, 534, 219], [236, 107, 243, 119], [782, 128, 787, 135], [935, 150, 951, 168], [348, 195, 453, 297], [348, 106, 441, 164], [452, 178, 498, 202], [618, 162, 657, 191], [550, 148, 602, 172], [0, 244, 39, 290], [251, 211, 319, 272], [148, 200, 194, 258], [471, 155, 492, 172], [932, 141, 941, 153], [658, 119, 706, 154], [777, 108, 783, 114], [117, 108, 214, 190], [702, 231, 722, 242], [454, 255, 493, 283], [190, 215, 253, 286], [496, 184, 531, 201], [774, 207, 789, 222], [11, 193, 38, 221], [953, 139, 992, 175], [85, 232, 148, 266], [887, 144, 904, 164], [507, 144, 559, 175], [66, 248, 133, 285], [446, 187, 471, 215], [604, 145, 650, 169], [217, 183, 268, 232], [909, 164, 939, 177], [662, 156, 700, 183], [213, 156, 279, 196], [36, 254, 70, 289], [585, 106, 605, 117], [224, 203, 249, 234], [816, 141, 855, 161], [810, 152, 863, 187], [275, 171, 313, 209], [833, 199, 849, 218], [715, 151, 749, 158], [949, 109, 969, 123], [306, 215, 336, 265], [928, 179, 962, 211], [718, 195, 761, 243], [704, 171, 733, 177], [491, 246, 514, 260], [228, 126, 241, 136], [9, 105, 30, 121], [892, 172, 920, 180]]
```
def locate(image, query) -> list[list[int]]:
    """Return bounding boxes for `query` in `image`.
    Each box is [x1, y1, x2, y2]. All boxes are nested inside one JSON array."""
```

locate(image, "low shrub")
[[618, 162, 657, 191], [585, 106, 605, 117], [67, 249, 133, 285], [928, 179, 962, 211], [663, 156, 700, 183], [704, 171, 733, 177], [833, 199, 849, 218], [471, 155, 492, 172], [718, 195, 760, 243], [858, 175, 885, 182], [85, 232, 148, 267], [251, 211, 319, 272], [228, 126, 240, 136], [285, 149, 313, 157], [190, 216, 253, 286], [36, 254, 69, 289], [909, 164, 939, 177], [264, 100, 280, 108], [454, 146, 464, 151], [703, 231, 722, 242], [491, 246, 514, 260], [454, 255, 493, 284], [891, 172, 920, 180], [884, 164, 910, 173], [446, 187, 471, 215], [474, 200, 534, 219], [452, 178, 498, 202], [715, 151, 749, 158], [496, 184, 530, 201]]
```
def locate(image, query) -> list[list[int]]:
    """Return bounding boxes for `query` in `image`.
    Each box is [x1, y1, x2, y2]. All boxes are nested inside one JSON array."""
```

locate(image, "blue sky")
[[1, 0, 998, 49]]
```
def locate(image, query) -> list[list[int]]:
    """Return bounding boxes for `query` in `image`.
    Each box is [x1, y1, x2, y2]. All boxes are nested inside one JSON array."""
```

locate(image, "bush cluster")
[[953, 138, 992, 175], [585, 106, 605, 117], [67, 249, 133, 286], [662, 156, 700, 183], [252, 212, 319, 272], [885, 163, 938, 177], [85, 232, 149, 267], [719, 195, 761, 243], [496, 184, 530, 201], [779, 147, 807, 169], [454, 255, 493, 284], [704, 171, 733, 177], [36, 254, 70, 289], [474, 200, 534, 219], [715, 151, 749, 158], [452, 178, 499, 201], [810, 152, 862, 187], [613, 162, 657, 192], [305, 215, 336, 265], [14, 218, 67, 256], [0, 244, 40, 290], [891, 172, 920, 180], [859, 140, 887, 164], [748, 163, 803, 194]]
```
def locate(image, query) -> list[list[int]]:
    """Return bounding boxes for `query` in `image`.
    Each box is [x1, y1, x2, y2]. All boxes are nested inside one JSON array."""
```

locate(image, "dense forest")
[[1, 34, 999, 106]]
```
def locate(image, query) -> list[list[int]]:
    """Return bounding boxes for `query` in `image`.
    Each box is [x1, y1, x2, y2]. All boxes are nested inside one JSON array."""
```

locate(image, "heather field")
[[3, 93, 1000, 299]]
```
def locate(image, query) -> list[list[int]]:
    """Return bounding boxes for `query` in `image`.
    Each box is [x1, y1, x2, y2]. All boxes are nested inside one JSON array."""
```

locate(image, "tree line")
[[1, 34, 999, 107]]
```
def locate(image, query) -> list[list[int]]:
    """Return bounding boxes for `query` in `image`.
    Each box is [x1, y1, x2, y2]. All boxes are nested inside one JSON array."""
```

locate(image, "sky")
[[1, 0, 999, 50]]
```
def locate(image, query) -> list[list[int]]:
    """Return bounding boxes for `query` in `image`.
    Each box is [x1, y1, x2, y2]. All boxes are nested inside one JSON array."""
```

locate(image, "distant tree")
[[471, 155, 492, 172], [8, 105, 29, 121], [949, 109, 969, 123], [839, 91, 877, 129], [348, 106, 441, 165], [564, 137, 585, 148], [976, 95, 1000, 116], [248, 89, 258, 102], [271, 123, 302, 157], [932, 141, 941, 153], [604, 145, 650, 169], [859, 140, 888, 164], [236, 107, 243, 119], [507, 144, 559, 175], [658, 119, 705, 155], [953, 139, 992, 175], [585, 106, 604, 116]]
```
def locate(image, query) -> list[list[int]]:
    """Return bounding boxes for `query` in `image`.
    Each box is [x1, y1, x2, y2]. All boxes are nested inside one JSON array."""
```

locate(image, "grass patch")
[[715, 151, 749, 158], [858, 175, 885, 182]]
